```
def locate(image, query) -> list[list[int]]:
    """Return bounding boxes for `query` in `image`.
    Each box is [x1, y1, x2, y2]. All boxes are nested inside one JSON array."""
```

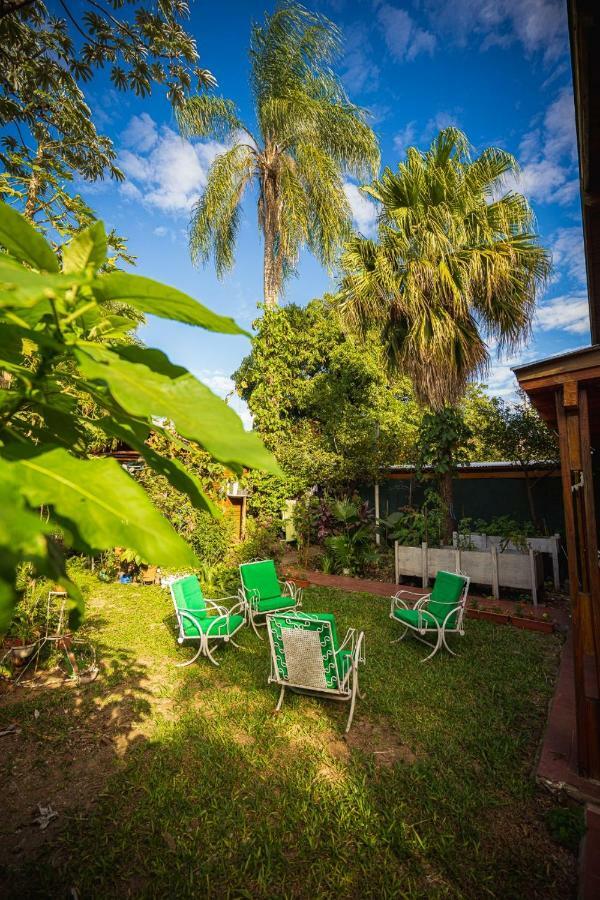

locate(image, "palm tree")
[[176, 2, 379, 307], [338, 127, 551, 539]]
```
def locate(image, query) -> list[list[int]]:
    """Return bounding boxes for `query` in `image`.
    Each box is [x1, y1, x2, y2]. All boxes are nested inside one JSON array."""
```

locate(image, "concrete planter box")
[[394, 542, 544, 605], [452, 532, 561, 589]]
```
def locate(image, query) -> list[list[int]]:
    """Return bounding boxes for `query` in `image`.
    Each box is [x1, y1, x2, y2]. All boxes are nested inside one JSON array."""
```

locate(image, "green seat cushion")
[[256, 596, 297, 613], [393, 607, 439, 629], [172, 576, 207, 618], [182, 613, 244, 638], [240, 560, 281, 601], [428, 571, 466, 627]]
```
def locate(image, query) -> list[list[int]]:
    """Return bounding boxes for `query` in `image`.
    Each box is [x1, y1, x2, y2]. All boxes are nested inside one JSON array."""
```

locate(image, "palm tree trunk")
[[440, 471, 456, 545], [261, 152, 281, 307], [263, 222, 278, 308]]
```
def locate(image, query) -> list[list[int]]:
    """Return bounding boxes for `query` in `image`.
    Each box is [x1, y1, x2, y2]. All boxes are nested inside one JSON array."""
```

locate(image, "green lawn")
[[0, 578, 576, 898]]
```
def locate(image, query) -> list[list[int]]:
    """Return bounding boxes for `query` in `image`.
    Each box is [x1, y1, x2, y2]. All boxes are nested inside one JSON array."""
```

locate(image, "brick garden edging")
[[284, 566, 566, 635]]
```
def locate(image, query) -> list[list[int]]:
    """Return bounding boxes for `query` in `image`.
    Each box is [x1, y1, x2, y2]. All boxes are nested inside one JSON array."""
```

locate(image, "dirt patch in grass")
[[345, 717, 418, 767]]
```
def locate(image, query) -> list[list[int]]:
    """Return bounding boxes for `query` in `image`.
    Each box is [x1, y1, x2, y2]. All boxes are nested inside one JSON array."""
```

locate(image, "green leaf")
[[0, 203, 59, 272], [95, 416, 219, 516], [75, 344, 282, 475], [4, 446, 198, 568], [62, 221, 107, 274], [0, 257, 85, 308], [93, 272, 250, 335]]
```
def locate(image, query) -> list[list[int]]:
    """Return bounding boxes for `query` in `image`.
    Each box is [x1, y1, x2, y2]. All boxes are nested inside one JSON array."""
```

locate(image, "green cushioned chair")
[[390, 570, 470, 661], [266, 611, 365, 732], [169, 575, 246, 666], [239, 559, 302, 637]]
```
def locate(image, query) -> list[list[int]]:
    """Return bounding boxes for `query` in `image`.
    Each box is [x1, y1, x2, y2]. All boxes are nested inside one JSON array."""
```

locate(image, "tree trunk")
[[260, 149, 281, 307], [523, 470, 541, 532], [263, 223, 278, 308], [440, 470, 456, 546]]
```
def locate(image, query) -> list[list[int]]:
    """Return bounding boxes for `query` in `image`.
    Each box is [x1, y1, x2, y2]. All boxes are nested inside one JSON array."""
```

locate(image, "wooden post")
[[374, 481, 381, 546], [529, 548, 538, 607], [454, 547, 461, 575], [490, 545, 500, 601], [421, 542, 428, 588], [394, 541, 399, 585], [556, 383, 600, 778]]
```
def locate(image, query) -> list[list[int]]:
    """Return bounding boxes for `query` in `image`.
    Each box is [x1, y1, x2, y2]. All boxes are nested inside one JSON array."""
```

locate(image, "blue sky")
[[76, 0, 587, 426]]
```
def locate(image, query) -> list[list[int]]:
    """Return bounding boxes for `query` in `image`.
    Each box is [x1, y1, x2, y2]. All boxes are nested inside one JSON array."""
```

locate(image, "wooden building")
[[513, 0, 600, 779]]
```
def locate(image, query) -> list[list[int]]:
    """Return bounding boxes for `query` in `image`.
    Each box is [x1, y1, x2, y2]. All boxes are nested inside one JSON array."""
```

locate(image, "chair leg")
[[391, 626, 408, 644], [249, 611, 263, 640], [421, 630, 442, 662], [275, 684, 286, 712], [204, 640, 220, 666], [175, 642, 203, 667], [346, 669, 359, 733], [442, 630, 457, 656]]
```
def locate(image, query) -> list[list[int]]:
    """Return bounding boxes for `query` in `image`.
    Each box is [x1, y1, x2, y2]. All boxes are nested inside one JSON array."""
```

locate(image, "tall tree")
[[0, 0, 215, 249], [338, 127, 550, 540], [177, 2, 379, 307]]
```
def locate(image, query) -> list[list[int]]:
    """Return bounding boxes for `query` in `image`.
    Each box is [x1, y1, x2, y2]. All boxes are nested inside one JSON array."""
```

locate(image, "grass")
[[0, 577, 576, 898]]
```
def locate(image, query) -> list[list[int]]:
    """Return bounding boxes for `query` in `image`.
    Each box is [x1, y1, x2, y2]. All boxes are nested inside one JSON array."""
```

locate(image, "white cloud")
[[536, 294, 590, 334], [118, 115, 229, 215], [376, 4, 436, 63], [153, 226, 168, 237], [343, 182, 378, 235], [507, 87, 579, 206], [423, 0, 567, 61], [393, 121, 416, 156], [421, 110, 461, 144], [340, 23, 380, 94], [550, 227, 586, 286], [196, 370, 253, 431], [122, 112, 158, 153]]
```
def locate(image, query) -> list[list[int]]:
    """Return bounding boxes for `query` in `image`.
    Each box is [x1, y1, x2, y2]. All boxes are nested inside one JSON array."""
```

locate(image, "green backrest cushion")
[[241, 560, 281, 601], [429, 571, 466, 626], [172, 576, 207, 618]]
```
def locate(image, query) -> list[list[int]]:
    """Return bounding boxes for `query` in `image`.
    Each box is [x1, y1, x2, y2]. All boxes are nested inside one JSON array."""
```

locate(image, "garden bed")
[[0, 576, 576, 897]]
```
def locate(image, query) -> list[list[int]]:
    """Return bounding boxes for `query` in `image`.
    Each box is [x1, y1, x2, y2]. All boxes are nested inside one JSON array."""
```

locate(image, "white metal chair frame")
[[390, 573, 470, 662], [238, 559, 303, 639], [169, 584, 246, 667], [266, 612, 365, 732]]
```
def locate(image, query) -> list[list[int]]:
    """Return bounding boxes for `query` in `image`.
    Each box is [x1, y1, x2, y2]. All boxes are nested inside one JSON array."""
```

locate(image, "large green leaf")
[[0, 257, 85, 307], [93, 272, 249, 335], [95, 417, 219, 516], [75, 344, 282, 475], [62, 221, 107, 274], [0, 202, 59, 272], [5, 446, 198, 567]]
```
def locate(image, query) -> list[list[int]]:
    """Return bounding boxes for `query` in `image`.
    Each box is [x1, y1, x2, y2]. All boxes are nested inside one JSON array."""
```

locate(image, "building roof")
[[384, 460, 559, 476]]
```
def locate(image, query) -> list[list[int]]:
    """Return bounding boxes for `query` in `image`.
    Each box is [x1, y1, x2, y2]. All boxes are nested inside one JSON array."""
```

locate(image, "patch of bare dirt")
[[345, 717, 417, 767]]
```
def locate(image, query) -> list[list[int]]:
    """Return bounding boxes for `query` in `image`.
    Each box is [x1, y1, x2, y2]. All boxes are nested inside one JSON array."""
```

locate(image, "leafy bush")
[[545, 805, 586, 853], [189, 512, 233, 567], [379, 491, 444, 547]]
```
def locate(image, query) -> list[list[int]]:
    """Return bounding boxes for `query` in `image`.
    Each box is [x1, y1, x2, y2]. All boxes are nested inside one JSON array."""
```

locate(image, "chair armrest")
[[283, 580, 303, 606], [203, 599, 229, 617], [354, 630, 365, 665], [240, 586, 260, 608], [442, 604, 464, 628], [209, 594, 240, 604], [177, 610, 204, 634], [338, 627, 356, 653], [223, 599, 247, 619], [413, 595, 431, 610]]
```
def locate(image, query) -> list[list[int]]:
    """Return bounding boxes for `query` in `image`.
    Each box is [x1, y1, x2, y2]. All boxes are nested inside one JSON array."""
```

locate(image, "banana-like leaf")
[[95, 416, 219, 516], [75, 344, 282, 476], [0, 203, 59, 272], [5, 446, 199, 567], [0, 257, 85, 307], [62, 221, 107, 274], [93, 272, 250, 335]]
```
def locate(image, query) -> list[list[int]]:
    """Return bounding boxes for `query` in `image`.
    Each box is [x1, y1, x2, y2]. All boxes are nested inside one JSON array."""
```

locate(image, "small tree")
[[415, 407, 473, 543], [481, 393, 559, 531]]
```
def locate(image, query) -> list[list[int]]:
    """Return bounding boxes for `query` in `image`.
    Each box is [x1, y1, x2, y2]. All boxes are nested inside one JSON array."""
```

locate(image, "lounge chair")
[[238, 559, 302, 637], [169, 575, 246, 666], [266, 611, 365, 732], [390, 570, 470, 661]]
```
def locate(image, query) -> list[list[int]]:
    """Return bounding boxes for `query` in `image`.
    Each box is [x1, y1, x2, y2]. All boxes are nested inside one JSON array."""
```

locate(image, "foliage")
[[379, 490, 444, 548], [0, 0, 214, 251], [457, 516, 537, 551], [293, 494, 377, 575], [415, 406, 474, 477], [0, 205, 278, 630], [480, 392, 559, 467], [235, 298, 421, 512], [177, 1, 379, 306], [338, 127, 551, 410]]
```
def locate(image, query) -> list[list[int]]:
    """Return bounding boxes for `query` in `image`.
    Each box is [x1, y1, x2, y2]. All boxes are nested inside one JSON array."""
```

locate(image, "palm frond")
[[176, 95, 249, 141]]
